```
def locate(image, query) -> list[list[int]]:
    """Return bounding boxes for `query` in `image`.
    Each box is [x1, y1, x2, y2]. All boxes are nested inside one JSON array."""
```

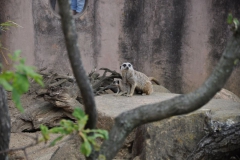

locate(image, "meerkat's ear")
[[120, 65, 121, 69]]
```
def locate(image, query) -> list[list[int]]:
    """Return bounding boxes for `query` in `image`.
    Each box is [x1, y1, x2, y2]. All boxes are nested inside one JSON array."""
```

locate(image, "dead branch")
[[49, 79, 67, 87], [96, 85, 118, 95], [92, 68, 121, 93], [187, 122, 240, 160]]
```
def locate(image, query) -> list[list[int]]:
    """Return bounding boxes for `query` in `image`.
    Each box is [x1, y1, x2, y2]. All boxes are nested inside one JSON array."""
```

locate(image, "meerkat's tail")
[[149, 77, 160, 85]]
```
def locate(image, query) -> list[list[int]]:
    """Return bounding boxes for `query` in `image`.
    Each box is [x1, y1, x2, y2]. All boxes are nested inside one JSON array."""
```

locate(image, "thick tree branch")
[[99, 27, 240, 159], [58, 0, 97, 130], [187, 122, 240, 159], [0, 87, 10, 160]]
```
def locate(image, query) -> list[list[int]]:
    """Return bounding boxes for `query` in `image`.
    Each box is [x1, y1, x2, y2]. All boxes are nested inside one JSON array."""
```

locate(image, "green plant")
[[0, 21, 22, 65], [227, 13, 240, 31], [40, 108, 108, 157], [0, 21, 22, 33], [0, 50, 44, 112]]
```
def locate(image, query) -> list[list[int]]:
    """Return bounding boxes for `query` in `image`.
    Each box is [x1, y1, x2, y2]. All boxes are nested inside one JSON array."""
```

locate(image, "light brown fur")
[[120, 62, 156, 97]]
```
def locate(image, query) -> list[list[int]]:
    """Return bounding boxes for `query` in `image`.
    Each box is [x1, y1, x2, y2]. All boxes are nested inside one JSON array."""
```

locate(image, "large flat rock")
[[95, 92, 178, 118], [95, 92, 240, 120], [95, 92, 240, 159]]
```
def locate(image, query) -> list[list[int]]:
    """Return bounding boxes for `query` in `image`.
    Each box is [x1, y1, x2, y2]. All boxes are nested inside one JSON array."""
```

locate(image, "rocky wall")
[[1, 0, 240, 96]]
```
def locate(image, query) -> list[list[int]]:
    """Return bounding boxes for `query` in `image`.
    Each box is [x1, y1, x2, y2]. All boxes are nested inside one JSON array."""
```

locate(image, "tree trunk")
[[188, 122, 240, 160], [0, 87, 10, 160]]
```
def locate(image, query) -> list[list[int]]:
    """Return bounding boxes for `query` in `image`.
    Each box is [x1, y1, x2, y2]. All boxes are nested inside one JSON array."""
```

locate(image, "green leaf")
[[13, 74, 29, 94], [234, 59, 239, 65], [50, 136, 64, 146], [40, 124, 50, 142], [49, 127, 65, 134], [72, 107, 85, 120], [0, 77, 13, 91], [12, 89, 24, 112], [0, 71, 14, 81], [40, 125, 48, 134], [87, 136, 100, 151], [90, 129, 109, 139], [77, 115, 88, 130], [233, 18, 240, 30], [10, 50, 21, 61], [98, 154, 106, 160], [227, 13, 233, 24], [80, 140, 92, 157], [20, 65, 44, 87]]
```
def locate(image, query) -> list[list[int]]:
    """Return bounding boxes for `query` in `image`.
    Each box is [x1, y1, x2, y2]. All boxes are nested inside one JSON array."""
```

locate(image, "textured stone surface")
[[9, 132, 62, 160], [95, 93, 240, 159], [214, 88, 240, 103], [50, 135, 85, 160], [96, 93, 178, 120], [153, 84, 171, 93], [96, 92, 178, 159], [1, 0, 240, 97], [131, 99, 240, 160]]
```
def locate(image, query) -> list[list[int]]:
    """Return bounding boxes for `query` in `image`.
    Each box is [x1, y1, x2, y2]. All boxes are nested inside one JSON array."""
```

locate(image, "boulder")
[[50, 135, 85, 160], [9, 132, 62, 160], [213, 88, 240, 103], [95, 93, 178, 159], [95, 93, 240, 159], [153, 84, 171, 93], [131, 99, 240, 160], [11, 101, 76, 132]]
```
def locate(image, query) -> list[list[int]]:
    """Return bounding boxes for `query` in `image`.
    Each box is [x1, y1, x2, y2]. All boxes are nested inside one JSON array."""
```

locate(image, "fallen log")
[[187, 111, 240, 160]]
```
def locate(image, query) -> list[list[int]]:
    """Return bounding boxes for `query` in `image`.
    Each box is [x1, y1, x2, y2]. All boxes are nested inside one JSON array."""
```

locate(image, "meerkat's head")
[[112, 80, 120, 85], [112, 79, 120, 86], [120, 62, 134, 71]]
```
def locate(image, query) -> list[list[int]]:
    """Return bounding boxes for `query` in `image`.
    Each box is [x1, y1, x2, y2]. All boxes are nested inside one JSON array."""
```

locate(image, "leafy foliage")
[[40, 108, 108, 157], [0, 50, 44, 112], [0, 21, 22, 65], [227, 13, 240, 31], [0, 21, 22, 33]]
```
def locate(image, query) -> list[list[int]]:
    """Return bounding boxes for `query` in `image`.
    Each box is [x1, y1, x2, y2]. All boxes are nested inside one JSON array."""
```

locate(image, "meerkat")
[[120, 62, 158, 97], [112, 79, 130, 96]]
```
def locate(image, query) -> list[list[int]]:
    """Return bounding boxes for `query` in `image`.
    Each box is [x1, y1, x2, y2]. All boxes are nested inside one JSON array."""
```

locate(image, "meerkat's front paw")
[[127, 94, 133, 97]]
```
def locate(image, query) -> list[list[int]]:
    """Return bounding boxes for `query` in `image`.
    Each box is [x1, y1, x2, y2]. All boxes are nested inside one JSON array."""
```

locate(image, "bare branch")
[[49, 79, 67, 87], [92, 68, 121, 92], [58, 0, 97, 130], [99, 26, 240, 159]]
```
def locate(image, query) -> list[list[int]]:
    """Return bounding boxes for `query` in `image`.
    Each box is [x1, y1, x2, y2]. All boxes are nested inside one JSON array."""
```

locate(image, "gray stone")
[[153, 85, 171, 93], [214, 88, 240, 103], [95, 93, 240, 159], [131, 99, 240, 160], [95, 92, 179, 159], [50, 135, 85, 160]]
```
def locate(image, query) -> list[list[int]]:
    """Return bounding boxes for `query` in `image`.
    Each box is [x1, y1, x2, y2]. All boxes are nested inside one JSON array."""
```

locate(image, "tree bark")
[[99, 27, 240, 159], [0, 87, 10, 160], [57, 0, 97, 130], [187, 122, 240, 160]]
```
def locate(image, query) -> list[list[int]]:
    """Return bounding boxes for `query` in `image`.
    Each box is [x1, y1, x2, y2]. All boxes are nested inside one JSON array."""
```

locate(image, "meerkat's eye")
[[128, 64, 131, 67], [117, 80, 119, 84], [123, 64, 126, 67]]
